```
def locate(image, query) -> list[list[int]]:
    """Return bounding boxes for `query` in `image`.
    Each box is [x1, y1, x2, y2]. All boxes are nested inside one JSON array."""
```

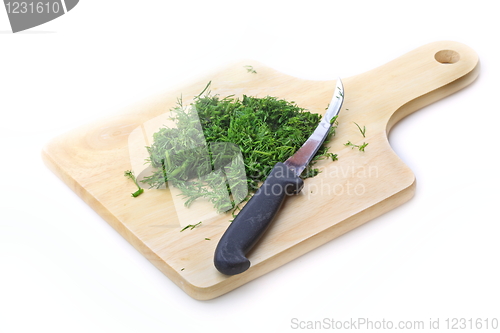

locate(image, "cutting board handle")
[[342, 41, 479, 134]]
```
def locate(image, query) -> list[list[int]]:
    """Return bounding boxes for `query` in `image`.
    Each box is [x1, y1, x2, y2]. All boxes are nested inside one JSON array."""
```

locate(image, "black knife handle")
[[214, 162, 304, 275]]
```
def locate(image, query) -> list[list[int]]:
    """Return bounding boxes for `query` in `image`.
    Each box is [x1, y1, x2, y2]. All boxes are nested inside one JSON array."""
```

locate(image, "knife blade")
[[214, 78, 344, 275]]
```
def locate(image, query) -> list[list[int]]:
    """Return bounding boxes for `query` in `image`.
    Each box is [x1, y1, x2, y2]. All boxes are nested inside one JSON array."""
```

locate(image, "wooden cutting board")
[[42, 41, 479, 300]]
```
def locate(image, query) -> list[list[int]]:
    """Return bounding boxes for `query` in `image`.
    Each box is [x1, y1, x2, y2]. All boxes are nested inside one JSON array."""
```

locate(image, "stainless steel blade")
[[284, 78, 344, 176]]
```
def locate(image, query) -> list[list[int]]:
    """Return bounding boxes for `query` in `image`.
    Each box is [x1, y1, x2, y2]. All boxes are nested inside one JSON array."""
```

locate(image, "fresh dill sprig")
[[325, 153, 338, 161], [358, 142, 369, 151], [329, 115, 338, 125], [124, 170, 144, 197], [353, 122, 366, 137], [244, 65, 257, 74], [180, 221, 202, 232], [344, 141, 369, 152], [336, 86, 344, 98]]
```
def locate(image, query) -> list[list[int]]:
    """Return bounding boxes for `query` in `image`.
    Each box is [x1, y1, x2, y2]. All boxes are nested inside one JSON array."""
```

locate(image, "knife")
[[214, 78, 344, 275]]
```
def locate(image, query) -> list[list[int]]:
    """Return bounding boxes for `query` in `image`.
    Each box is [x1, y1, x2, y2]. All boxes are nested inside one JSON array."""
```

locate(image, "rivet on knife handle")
[[214, 78, 344, 275]]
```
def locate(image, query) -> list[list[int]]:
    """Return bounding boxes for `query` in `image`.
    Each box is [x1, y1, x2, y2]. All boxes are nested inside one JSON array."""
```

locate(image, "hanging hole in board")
[[435, 50, 460, 64]]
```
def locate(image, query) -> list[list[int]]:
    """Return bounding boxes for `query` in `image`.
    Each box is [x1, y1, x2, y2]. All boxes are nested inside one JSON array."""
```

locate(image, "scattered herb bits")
[[344, 141, 369, 152], [353, 122, 366, 137], [180, 222, 202, 232], [343, 122, 369, 151], [325, 153, 338, 161], [244, 65, 257, 74], [124, 170, 144, 197]]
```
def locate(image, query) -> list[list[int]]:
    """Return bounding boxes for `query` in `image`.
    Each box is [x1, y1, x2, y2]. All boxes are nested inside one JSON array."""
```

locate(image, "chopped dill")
[[344, 141, 369, 152], [325, 153, 338, 161], [124, 170, 144, 197], [180, 221, 202, 232], [329, 115, 338, 125], [353, 122, 366, 137], [142, 82, 338, 212], [244, 65, 257, 74], [358, 142, 369, 151]]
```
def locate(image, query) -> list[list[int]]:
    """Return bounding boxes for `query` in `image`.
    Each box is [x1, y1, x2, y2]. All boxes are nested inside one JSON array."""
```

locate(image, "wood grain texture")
[[42, 41, 479, 300]]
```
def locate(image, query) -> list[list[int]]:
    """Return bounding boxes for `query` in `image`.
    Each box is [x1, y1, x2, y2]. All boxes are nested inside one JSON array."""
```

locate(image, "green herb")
[[180, 221, 202, 232], [205, 238, 211, 240], [358, 142, 369, 151], [325, 153, 338, 161], [124, 170, 144, 197], [142, 83, 337, 212], [353, 122, 366, 137], [344, 141, 369, 152], [244, 65, 257, 74], [181, 268, 185, 271], [329, 115, 338, 125]]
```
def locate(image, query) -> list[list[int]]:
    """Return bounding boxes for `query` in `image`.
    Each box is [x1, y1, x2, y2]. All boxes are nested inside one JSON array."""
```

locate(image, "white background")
[[1, 1, 499, 332]]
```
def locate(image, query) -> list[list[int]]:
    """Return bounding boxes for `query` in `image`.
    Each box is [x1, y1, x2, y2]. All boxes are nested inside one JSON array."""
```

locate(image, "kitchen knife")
[[214, 78, 344, 275]]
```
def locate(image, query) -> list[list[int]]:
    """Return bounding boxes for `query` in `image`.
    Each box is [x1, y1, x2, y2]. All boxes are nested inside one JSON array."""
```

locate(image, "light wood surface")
[[42, 41, 479, 300]]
